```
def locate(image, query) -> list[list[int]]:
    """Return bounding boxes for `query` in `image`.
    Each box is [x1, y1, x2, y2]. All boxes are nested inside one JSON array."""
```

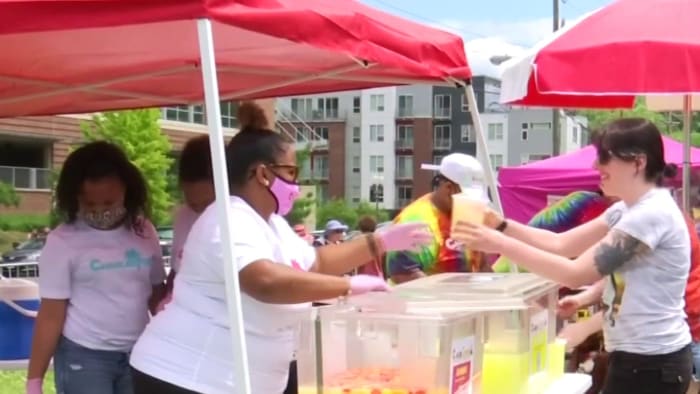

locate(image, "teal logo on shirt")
[[90, 248, 153, 271]]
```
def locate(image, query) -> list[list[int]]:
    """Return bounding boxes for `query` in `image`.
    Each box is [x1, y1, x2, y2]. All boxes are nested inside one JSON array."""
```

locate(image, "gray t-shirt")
[[602, 188, 691, 354]]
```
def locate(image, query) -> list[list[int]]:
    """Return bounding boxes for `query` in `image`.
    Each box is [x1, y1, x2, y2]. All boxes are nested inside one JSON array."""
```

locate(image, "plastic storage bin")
[[397, 273, 561, 394], [297, 293, 485, 394], [0, 278, 39, 360]]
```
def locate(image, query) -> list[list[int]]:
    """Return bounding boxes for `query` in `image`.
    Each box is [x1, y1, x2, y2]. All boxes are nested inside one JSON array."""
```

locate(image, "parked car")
[[1, 238, 45, 277]]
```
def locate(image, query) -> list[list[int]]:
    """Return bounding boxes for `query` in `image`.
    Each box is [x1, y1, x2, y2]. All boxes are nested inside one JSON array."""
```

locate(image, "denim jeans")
[[602, 344, 692, 394], [691, 341, 700, 380], [54, 336, 133, 394]]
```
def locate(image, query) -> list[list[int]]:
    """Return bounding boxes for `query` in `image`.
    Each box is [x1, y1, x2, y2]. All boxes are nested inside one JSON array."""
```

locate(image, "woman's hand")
[[451, 221, 507, 254], [557, 294, 584, 319], [376, 222, 433, 252], [483, 207, 505, 229], [349, 275, 390, 295], [25, 377, 43, 394]]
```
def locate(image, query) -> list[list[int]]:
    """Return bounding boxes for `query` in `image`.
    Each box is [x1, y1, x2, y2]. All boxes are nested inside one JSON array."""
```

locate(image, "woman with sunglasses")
[[128, 102, 432, 394], [454, 118, 692, 394]]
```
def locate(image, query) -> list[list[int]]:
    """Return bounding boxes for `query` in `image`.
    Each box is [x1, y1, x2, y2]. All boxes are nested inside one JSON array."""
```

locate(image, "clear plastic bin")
[[397, 273, 561, 394], [297, 293, 485, 394]]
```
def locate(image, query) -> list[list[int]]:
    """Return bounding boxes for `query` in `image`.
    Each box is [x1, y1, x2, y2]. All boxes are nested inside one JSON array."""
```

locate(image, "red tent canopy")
[[0, 0, 472, 117]]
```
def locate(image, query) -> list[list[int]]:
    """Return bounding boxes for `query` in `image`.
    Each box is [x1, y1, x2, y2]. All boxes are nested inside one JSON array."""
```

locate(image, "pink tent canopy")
[[498, 136, 700, 223]]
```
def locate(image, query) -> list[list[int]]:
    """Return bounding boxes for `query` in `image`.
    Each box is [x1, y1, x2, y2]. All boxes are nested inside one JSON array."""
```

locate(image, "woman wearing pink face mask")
[[128, 102, 433, 394]]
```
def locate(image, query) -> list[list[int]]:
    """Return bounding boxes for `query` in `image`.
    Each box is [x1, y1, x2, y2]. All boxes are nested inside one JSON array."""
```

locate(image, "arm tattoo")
[[594, 230, 650, 276]]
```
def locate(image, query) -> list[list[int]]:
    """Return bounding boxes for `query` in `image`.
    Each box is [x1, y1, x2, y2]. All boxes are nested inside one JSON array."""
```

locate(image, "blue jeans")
[[54, 336, 133, 394], [691, 341, 700, 380]]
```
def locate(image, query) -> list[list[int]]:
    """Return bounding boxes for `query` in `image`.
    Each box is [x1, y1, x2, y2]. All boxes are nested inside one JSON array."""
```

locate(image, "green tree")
[[355, 201, 390, 224], [81, 110, 174, 225], [316, 198, 359, 229], [285, 145, 315, 225], [0, 182, 20, 207], [578, 97, 666, 132]]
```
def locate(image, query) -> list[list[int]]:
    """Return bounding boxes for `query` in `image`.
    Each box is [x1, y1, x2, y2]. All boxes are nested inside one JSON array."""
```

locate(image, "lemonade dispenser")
[[296, 292, 485, 394]]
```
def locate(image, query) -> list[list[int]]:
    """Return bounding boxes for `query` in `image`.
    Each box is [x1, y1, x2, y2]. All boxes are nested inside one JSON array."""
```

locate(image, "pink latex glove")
[[26, 378, 43, 394], [349, 275, 390, 295], [376, 222, 432, 252]]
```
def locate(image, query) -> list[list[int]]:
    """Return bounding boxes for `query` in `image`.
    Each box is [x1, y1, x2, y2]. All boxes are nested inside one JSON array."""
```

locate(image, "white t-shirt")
[[39, 220, 165, 352], [130, 196, 317, 394], [601, 188, 691, 354], [171, 205, 200, 273]]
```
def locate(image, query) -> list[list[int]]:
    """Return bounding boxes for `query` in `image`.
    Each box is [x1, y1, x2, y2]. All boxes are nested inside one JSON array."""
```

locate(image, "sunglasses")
[[596, 149, 643, 165]]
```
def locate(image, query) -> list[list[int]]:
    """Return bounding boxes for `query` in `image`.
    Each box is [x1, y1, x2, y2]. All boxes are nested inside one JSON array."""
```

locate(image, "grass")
[[0, 231, 26, 254], [0, 371, 55, 394]]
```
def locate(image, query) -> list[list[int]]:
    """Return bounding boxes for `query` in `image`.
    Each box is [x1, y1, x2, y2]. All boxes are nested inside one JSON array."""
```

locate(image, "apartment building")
[[0, 100, 275, 214], [276, 77, 500, 210], [478, 109, 587, 171]]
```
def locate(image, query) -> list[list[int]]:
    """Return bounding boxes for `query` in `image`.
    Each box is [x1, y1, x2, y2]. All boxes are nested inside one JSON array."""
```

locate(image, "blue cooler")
[[0, 278, 39, 360]]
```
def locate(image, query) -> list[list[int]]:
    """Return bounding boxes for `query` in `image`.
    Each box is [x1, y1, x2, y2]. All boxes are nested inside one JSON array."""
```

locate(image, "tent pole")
[[463, 83, 516, 273], [196, 18, 252, 394], [683, 94, 692, 213]]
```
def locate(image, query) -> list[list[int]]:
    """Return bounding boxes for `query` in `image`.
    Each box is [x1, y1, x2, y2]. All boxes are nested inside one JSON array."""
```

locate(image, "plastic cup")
[[451, 193, 487, 232]]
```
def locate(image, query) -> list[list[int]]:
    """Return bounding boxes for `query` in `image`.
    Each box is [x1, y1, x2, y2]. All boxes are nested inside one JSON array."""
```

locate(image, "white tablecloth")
[[544, 373, 592, 394]]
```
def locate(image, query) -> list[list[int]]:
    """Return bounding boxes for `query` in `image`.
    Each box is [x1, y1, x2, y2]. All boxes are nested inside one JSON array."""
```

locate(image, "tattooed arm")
[[495, 229, 650, 288]]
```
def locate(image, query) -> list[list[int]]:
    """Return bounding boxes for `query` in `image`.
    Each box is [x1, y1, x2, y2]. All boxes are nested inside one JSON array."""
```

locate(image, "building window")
[[530, 122, 552, 132], [434, 155, 445, 164], [313, 155, 329, 179], [220, 101, 238, 128], [529, 154, 551, 162], [521, 122, 529, 141], [351, 185, 361, 203], [353, 96, 361, 113], [461, 124, 475, 143], [397, 185, 413, 207], [396, 125, 414, 149], [313, 126, 329, 141], [369, 184, 384, 203], [461, 94, 468, 112], [352, 156, 360, 173], [316, 97, 339, 119], [370, 155, 384, 174], [352, 126, 361, 143], [521, 130, 528, 140], [317, 184, 329, 203], [192, 105, 205, 124], [291, 98, 313, 119], [164, 105, 192, 123], [434, 95, 451, 118], [489, 154, 504, 170], [370, 94, 385, 111], [163, 102, 237, 126], [370, 125, 385, 142], [572, 126, 579, 143], [398, 95, 414, 117], [433, 125, 451, 149], [396, 155, 413, 179], [487, 123, 504, 141]]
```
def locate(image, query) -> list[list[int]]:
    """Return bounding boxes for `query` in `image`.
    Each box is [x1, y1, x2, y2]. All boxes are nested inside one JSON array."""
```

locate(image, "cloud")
[[429, 18, 554, 77]]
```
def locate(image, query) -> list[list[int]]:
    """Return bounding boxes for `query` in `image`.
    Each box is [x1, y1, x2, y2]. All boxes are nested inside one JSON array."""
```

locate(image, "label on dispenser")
[[529, 310, 549, 373], [449, 336, 474, 394]]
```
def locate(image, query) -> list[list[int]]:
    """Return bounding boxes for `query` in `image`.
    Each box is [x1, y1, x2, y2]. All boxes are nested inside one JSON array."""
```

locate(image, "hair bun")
[[237, 101, 269, 130], [663, 163, 679, 178]]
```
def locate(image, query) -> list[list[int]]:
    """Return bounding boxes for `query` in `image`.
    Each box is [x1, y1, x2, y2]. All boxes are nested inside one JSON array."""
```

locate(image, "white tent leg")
[[197, 18, 251, 394], [683, 95, 692, 213], [463, 84, 516, 273]]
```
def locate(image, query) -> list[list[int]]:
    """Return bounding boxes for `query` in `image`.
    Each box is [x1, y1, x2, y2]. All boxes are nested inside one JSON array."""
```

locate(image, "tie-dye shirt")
[[493, 191, 612, 273], [386, 193, 485, 277]]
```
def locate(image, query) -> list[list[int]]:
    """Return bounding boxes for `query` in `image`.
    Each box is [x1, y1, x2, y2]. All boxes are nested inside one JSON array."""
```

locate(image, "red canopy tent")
[[0, 1, 492, 391]]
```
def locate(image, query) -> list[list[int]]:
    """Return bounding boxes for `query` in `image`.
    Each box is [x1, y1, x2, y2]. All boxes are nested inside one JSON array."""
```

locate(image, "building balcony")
[[396, 107, 414, 118], [394, 139, 414, 150], [395, 169, 413, 180], [279, 109, 347, 122], [433, 139, 452, 151], [0, 166, 51, 190]]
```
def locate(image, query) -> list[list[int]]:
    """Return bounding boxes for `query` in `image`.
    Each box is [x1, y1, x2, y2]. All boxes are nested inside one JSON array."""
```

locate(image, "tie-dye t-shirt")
[[493, 191, 612, 273], [386, 193, 485, 277]]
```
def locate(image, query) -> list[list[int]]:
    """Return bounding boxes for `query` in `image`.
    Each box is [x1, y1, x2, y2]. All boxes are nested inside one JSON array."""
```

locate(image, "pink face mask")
[[268, 177, 300, 216]]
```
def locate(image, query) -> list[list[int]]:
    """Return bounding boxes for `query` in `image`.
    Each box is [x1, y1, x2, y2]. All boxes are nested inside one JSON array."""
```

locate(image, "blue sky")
[[362, 0, 614, 75]]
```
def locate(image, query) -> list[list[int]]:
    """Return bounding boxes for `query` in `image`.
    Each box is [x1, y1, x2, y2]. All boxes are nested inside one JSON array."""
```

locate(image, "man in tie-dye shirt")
[[386, 153, 490, 284]]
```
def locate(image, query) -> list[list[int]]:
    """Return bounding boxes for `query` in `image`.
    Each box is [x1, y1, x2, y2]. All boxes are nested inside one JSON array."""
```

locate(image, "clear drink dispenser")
[[397, 273, 562, 394], [297, 292, 485, 394]]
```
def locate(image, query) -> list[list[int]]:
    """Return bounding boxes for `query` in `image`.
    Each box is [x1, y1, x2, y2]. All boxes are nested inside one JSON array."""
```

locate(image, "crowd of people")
[[22, 105, 700, 394]]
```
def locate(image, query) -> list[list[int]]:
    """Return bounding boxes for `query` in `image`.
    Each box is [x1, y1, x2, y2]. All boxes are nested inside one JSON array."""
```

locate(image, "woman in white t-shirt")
[[455, 118, 692, 394], [129, 102, 432, 394], [26, 141, 166, 394]]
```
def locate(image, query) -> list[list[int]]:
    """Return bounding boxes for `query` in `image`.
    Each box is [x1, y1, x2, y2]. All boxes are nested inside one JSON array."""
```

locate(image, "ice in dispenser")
[[297, 291, 485, 394], [397, 273, 561, 394]]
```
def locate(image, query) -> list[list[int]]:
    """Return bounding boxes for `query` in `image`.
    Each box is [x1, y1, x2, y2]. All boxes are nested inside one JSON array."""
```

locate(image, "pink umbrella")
[[500, 0, 700, 210]]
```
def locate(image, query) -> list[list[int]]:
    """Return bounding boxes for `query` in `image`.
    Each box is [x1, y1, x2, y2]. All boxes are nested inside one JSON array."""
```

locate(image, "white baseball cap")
[[422, 153, 488, 200]]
